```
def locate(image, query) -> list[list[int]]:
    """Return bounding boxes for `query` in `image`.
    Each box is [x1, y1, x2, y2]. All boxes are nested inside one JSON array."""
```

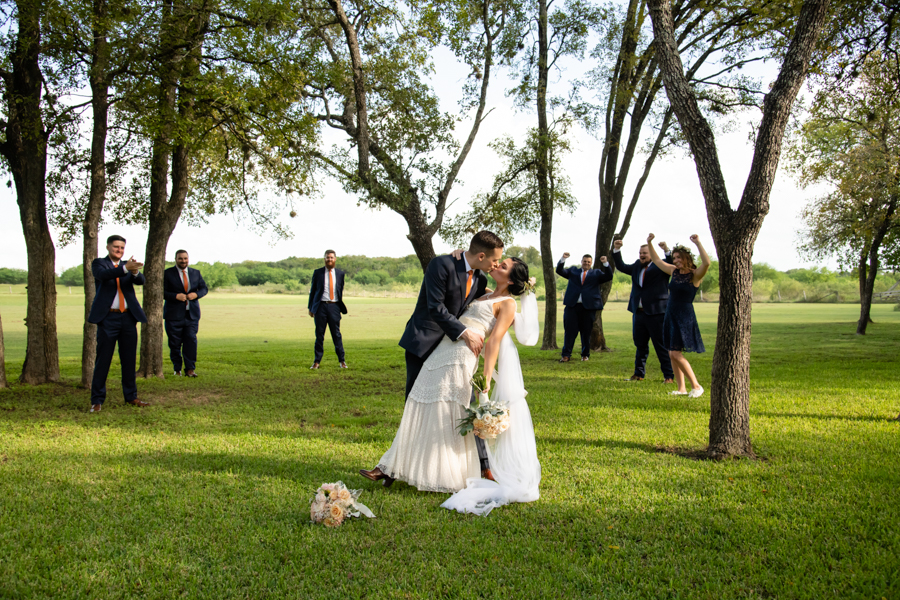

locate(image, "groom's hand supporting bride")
[[460, 329, 484, 357]]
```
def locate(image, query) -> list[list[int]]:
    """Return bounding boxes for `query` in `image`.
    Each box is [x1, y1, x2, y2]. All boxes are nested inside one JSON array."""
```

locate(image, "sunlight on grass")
[[1, 293, 898, 598]]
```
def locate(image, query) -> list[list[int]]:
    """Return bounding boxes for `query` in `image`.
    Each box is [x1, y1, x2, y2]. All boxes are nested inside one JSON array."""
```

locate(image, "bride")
[[360, 257, 540, 513]]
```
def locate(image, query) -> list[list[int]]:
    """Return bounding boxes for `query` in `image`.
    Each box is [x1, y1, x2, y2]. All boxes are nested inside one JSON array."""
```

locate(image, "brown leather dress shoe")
[[482, 469, 496, 482], [626, 375, 643, 381], [310, 362, 320, 370], [340, 362, 348, 369], [663, 378, 675, 384], [90, 404, 102, 413], [125, 399, 149, 407], [359, 467, 395, 487], [558, 356, 570, 363], [185, 370, 198, 378], [581, 356, 590, 362]]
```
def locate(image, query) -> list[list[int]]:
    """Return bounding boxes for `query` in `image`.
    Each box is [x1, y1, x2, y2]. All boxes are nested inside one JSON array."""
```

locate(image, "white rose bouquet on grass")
[[457, 373, 510, 440], [310, 482, 375, 527]]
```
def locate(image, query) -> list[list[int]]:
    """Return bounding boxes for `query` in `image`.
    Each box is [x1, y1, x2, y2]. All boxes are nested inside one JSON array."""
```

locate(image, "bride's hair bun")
[[508, 257, 530, 296]]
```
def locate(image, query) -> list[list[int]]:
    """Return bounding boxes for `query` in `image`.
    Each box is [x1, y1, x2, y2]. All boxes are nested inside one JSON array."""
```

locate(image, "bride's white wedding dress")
[[376, 291, 541, 513]]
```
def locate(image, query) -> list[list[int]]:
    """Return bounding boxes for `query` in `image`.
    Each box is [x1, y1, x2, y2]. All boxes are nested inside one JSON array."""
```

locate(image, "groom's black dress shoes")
[[360, 468, 395, 488]]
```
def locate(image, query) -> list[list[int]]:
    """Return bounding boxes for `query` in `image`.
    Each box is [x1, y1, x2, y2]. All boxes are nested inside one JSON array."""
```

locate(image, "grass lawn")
[[1, 291, 898, 599]]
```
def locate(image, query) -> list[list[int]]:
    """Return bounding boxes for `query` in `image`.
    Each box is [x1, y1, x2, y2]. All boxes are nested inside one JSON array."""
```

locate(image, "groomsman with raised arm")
[[612, 238, 675, 383], [163, 250, 208, 377], [88, 235, 148, 412], [556, 252, 613, 362], [308, 249, 348, 370]]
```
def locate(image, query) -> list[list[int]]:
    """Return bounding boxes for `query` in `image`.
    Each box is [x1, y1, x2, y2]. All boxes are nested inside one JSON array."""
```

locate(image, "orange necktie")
[[581, 270, 587, 284], [114, 262, 126, 312], [329, 269, 335, 301], [182, 269, 189, 292], [466, 270, 473, 297]]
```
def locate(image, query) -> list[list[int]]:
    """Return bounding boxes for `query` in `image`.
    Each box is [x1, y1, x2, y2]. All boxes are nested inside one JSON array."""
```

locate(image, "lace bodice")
[[459, 296, 513, 335]]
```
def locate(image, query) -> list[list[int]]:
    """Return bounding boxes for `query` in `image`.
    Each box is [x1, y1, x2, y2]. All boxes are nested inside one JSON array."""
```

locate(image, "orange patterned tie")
[[466, 270, 473, 298], [581, 269, 586, 284], [114, 262, 126, 312], [182, 269, 189, 292], [329, 269, 335, 301]]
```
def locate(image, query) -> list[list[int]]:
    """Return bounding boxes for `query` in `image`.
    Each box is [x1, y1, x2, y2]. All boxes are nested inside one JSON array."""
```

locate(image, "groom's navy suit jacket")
[[163, 267, 208, 321], [87, 257, 147, 324], [399, 255, 488, 359], [613, 252, 672, 316]]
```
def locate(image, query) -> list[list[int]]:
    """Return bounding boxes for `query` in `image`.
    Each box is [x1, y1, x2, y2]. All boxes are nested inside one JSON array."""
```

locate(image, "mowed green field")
[[0, 290, 898, 599]]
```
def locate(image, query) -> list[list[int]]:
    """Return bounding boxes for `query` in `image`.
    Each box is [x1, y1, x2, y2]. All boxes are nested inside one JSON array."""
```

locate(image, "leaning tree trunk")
[[648, 0, 829, 458], [401, 200, 438, 271], [0, 310, 7, 388], [81, 0, 111, 386], [1, 0, 59, 385], [138, 142, 191, 378]]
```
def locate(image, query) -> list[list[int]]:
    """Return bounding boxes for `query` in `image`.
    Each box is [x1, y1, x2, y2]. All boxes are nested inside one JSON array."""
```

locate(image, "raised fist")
[[613, 239, 623, 250], [690, 234, 700, 244], [562, 252, 570, 259], [647, 233, 655, 244], [599, 256, 607, 264], [659, 241, 670, 253]]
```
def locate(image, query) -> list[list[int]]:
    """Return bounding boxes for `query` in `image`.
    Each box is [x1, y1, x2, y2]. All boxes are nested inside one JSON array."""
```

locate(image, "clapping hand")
[[125, 256, 143, 273]]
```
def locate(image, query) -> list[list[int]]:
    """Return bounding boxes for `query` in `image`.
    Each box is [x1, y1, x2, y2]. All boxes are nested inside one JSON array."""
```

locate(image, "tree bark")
[[648, 0, 829, 458], [81, 0, 111, 387], [0, 0, 60, 384], [0, 310, 7, 388], [137, 1, 200, 378], [536, 0, 558, 350], [856, 196, 897, 334]]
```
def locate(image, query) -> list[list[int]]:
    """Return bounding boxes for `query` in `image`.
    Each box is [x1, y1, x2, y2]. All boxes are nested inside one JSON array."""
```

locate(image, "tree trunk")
[[402, 200, 437, 271], [536, 0, 558, 350], [1, 0, 60, 385], [589, 283, 612, 351], [856, 196, 896, 334], [82, 0, 111, 387], [648, 0, 829, 458], [707, 238, 756, 458], [0, 310, 7, 388]]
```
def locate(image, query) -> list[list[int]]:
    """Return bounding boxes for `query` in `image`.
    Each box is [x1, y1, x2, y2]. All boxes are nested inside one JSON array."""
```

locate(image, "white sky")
[[0, 39, 827, 273]]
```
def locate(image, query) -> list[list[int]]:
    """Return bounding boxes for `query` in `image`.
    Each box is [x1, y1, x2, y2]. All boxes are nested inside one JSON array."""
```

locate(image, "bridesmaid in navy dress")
[[646, 233, 710, 398]]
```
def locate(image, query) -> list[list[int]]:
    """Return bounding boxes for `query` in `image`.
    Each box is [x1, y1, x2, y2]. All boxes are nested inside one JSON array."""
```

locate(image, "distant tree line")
[[13, 245, 895, 303]]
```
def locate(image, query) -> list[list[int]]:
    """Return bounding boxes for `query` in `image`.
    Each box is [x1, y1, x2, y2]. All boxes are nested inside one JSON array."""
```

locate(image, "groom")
[[398, 230, 505, 399]]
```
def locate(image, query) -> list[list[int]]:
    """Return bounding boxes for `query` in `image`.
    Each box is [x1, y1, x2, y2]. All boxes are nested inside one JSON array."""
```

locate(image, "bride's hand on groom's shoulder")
[[450, 248, 465, 259]]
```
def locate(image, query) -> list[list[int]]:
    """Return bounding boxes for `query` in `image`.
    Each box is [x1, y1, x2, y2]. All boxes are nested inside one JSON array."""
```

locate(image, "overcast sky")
[[0, 43, 827, 273]]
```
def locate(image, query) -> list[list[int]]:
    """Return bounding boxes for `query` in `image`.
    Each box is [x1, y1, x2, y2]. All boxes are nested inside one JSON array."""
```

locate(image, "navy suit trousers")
[[165, 315, 199, 372], [633, 310, 674, 379], [562, 304, 596, 358], [314, 302, 344, 362], [91, 311, 139, 404]]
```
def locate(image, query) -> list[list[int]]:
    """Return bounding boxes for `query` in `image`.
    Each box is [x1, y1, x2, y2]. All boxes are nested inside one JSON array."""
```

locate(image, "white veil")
[[441, 291, 541, 515]]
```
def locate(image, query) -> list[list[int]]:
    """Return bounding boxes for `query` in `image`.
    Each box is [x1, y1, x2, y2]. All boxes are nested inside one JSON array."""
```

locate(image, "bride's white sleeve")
[[512, 291, 539, 346]]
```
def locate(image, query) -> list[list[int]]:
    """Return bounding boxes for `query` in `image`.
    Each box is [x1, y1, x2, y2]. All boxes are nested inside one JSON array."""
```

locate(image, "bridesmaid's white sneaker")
[[669, 390, 688, 396], [688, 386, 704, 398]]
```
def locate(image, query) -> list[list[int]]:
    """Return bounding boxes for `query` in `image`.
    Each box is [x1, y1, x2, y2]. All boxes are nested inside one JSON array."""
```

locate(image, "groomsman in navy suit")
[[557, 252, 613, 362], [88, 235, 148, 412], [612, 238, 675, 383], [163, 250, 208, 377], [308, 250, 348, 369]]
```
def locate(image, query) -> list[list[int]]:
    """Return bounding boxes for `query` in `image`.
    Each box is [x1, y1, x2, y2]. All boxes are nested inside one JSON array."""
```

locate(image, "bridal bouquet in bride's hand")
[[457, 373, 510, 440], [310, 482, 375, 527]]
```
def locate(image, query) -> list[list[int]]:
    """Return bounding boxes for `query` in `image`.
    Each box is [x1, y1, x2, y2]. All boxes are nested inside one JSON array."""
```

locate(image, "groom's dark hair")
[[469, 230, 504, 254]]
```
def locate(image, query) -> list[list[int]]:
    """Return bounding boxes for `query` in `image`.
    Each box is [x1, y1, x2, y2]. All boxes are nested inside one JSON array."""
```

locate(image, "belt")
[[323, 301, 338, 304], [109, 308, 127, 313]]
